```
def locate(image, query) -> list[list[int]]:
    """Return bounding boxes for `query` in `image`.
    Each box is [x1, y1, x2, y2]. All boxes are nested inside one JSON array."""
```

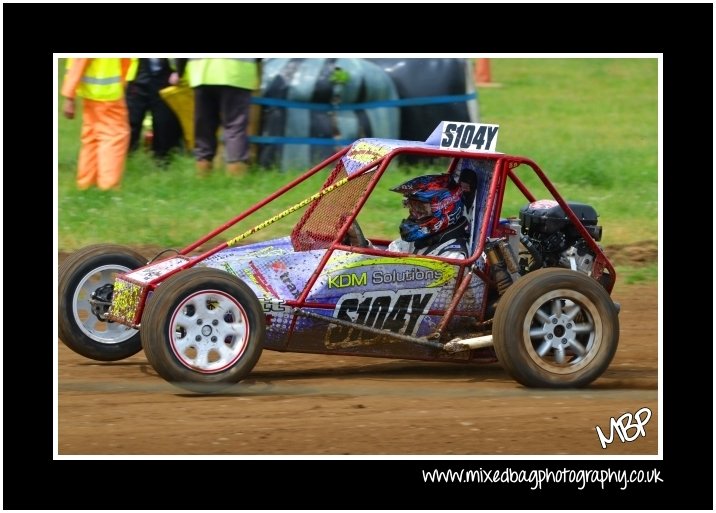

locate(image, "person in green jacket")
[[176, 58, 259, 176]]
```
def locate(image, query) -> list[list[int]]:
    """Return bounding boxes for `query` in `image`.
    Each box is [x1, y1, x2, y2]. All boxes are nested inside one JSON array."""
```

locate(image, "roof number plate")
[[439, 122, 499, 152]]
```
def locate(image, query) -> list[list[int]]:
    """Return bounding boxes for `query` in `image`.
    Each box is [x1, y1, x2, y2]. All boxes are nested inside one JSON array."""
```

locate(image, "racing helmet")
[[391, 174, 464, 242]]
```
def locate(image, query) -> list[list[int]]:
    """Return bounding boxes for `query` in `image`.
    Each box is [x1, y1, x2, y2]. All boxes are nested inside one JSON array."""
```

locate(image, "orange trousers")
[[77, 99, 130, 190]]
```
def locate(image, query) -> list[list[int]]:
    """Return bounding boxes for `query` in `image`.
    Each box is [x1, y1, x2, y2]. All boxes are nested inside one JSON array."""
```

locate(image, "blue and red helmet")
[[391, 174, 464, 242]]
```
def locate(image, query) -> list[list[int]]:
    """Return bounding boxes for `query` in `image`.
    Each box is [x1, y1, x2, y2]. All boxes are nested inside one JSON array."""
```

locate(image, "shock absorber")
[[485, 239, 520, 295]]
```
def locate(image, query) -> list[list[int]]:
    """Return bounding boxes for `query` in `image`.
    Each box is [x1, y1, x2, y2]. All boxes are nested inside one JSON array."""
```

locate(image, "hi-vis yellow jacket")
[[62, 58, 131, 101], [185, 58, 258, 90]]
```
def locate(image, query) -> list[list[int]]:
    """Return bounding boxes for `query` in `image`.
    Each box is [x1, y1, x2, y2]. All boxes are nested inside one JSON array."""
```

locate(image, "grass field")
[[57, 58, 658, 279]]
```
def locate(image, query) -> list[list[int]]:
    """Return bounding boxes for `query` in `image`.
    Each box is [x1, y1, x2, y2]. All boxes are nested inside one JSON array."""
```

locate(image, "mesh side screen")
[[291, 162, 346, 250], [291, 170, 373, 251]]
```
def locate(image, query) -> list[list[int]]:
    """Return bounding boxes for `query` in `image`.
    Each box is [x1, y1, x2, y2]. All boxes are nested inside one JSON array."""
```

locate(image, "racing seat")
[[454, 158, 495, 256]]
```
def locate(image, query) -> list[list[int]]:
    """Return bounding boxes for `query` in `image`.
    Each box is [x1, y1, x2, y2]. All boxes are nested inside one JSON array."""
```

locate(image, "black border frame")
[[5, 2, 711, 510]]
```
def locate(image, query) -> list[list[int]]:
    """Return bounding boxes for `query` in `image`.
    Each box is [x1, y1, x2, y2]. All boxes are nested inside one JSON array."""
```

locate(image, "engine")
[[517, 199, 602, 275], [484, 199, 606, 299]]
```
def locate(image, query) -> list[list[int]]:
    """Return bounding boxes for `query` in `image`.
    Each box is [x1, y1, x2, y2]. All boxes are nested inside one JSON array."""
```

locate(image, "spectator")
[[387, 174, 470, 258], [176, 58, 259, 176], [61, 58, 132, 190], [125, 58, 184, 166]]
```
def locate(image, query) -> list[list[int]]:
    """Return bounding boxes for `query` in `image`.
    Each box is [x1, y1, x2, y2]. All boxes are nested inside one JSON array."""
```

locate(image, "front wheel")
[[493, 268, 619, 388], [141, 267, 265, 393], [58, 244, 147, 361]]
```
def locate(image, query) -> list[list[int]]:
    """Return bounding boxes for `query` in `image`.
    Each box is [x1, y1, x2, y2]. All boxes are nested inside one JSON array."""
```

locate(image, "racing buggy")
[[58, 122, 620, 392]]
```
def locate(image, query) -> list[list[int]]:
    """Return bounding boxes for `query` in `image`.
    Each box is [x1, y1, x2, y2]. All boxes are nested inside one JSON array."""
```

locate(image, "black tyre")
[[493, 268, 619, 388], [58, 244, 147, 361], [141, 267, 265, 393]]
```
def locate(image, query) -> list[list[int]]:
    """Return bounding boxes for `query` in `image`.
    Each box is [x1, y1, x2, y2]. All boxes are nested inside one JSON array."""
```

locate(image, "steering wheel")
[[342, 221, 370, 247]]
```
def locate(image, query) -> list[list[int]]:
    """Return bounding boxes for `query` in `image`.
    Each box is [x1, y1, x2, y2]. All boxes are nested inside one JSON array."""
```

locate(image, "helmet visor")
[[404, 198, 432, 219]]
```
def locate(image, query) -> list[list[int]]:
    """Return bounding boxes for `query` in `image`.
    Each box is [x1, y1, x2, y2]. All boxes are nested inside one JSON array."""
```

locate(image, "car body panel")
[[199, 235, 487, 358]]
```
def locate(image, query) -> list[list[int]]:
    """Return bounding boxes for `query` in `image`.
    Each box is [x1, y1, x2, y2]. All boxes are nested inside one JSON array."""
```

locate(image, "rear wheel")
[[58, 244, 147, 361], [493, 268, 619, 388], [141, 267, 265, 393]]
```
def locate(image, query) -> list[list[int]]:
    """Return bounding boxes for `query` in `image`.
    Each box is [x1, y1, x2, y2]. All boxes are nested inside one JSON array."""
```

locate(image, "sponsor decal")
[[280, 272, 300, 299], [222, 262, 238, 277], [328, 272, 367, 289], [340, 139, 426, 174], [528, 199, 559, 209], [207, 245, 287, 264], [345, 141, 392, 164], [126, 257, 186, 283], [372, 267, 442, 285], [260, 296, 286, 312], [269, 260, 300, 299], [271, 260, 287, 272], [325, 256, 455, 288], [325, 288, 436, 348], [243, 246, 287, 258], [247, 261, 279, 298]]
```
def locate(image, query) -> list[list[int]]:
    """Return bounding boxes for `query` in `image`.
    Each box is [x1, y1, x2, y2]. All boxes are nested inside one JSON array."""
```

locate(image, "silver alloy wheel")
[[71, 264, 137, 344], [523, 289, 601, 374], [168, 289, 250, 373]]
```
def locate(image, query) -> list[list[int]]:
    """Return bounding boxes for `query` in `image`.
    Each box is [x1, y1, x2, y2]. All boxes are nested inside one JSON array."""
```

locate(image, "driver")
[[387, 174, 470, 259]]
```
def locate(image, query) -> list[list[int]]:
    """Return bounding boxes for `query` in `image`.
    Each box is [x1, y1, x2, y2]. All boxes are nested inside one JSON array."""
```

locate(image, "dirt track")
[[58, 246, 658, 456]]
